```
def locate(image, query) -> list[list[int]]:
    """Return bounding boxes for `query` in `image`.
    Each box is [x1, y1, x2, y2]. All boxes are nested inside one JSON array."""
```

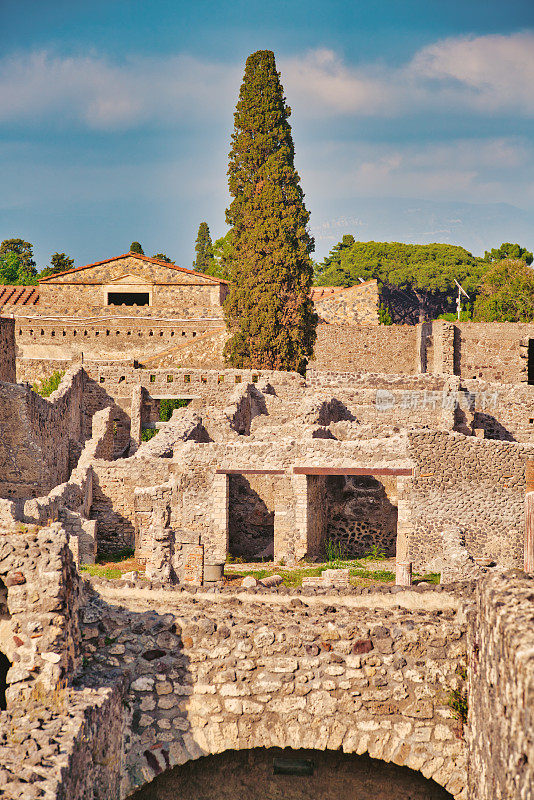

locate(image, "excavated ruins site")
[[0, 253, 533, 799]]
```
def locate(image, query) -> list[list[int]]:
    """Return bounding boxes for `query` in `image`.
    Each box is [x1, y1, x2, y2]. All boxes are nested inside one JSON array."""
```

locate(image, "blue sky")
[[1, 0, 533, 269]]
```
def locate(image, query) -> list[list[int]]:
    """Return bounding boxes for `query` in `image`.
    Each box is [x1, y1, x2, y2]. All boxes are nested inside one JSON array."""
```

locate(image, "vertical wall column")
[[525, 460, 534, 573], [273, 475, 293, 563], [292, 473, 309, 562], [396, 475, 413, 585], [211, 472, 229, 564]]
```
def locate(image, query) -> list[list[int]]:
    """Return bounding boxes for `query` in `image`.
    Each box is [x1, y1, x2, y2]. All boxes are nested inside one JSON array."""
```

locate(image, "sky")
[[1, 0, 534, 269]]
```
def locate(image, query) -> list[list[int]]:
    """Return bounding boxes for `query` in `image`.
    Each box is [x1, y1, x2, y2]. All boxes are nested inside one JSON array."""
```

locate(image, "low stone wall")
[[467, 571, 534, 799]]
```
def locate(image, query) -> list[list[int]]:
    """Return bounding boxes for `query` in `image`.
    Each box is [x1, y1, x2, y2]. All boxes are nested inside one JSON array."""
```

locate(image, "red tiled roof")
[[0, 286, 39, 306], [38, 253, 228, 284]]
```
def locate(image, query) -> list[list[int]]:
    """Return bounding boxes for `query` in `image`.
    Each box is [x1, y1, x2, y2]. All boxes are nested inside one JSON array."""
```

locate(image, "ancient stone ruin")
[[0, 267, 533, 799]]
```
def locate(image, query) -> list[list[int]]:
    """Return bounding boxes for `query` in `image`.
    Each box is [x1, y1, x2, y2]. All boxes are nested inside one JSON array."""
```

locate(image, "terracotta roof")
[[38, 253, 228, 285], [311, 281, 374, 301], [0, 286, 39, 306]]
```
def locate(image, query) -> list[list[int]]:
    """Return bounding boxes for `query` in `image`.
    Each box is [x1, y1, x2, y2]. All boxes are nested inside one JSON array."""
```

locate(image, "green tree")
[[473, 260, 534, 322], [315, 234, 355, 282], [484, 242, 533, 265], [200, 230, 233, 280], [0, 251, 21, 284], [315, 239, 486, 319], [0, 238, 37, 284], [152, 253, 175, 264], [192, 222, 215, 272], [223, 50, 317, 374], [39, 252, 75, 278], [130, 241, 144, 255]]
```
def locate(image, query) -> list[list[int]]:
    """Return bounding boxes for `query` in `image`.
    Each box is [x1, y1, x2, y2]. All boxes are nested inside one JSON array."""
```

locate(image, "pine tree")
[[193, 223, 214, 272], [39, 252, 75, 278], [130, 241, 144, 255], [223, 50, 317, 374]]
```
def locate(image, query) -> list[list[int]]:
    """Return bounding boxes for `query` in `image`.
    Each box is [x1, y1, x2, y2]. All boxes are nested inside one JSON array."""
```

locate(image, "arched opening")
[[128, 748, 455, 800]]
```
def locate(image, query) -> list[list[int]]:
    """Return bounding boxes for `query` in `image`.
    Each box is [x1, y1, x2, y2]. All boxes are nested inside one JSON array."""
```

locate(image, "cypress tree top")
[[193, 222, 214, 272], [224, 50, 316, 374]]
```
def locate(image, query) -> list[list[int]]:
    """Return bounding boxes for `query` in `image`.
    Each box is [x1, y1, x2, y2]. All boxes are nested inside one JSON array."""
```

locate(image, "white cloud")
[[0, 32, 533, 129], [299, 137, 534, 205], [0, 51, 240, 129], [411, 32, 534, 114], [281, 49, 397, 116]]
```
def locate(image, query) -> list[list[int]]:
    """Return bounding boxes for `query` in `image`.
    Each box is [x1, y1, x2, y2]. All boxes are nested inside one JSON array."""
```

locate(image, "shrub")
[[32, 370, 65, 397]]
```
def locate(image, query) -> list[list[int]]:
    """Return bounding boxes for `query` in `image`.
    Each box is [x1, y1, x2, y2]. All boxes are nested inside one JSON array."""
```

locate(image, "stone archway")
[[123, 710, 466, 799], [128, 747, 455, 800]]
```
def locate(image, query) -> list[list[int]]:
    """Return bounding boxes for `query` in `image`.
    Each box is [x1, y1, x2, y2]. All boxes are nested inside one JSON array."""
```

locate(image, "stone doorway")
[[324, 474, 398, 558], [529, 340, 534, 385], [228, 474, 275, 561]]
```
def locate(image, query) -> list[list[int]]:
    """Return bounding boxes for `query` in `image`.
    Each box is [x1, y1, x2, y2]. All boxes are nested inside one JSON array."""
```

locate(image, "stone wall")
[[467, 571, 534, 800], [0, 526, 85, 704], [313, 281, 379, 326], [455, 322, 534, 384], [407, 430, 533, 572], [0, 366, 84, 498], [14, 316, 223, 362], [80, 582, 469, 799], [0, 318, 15, 383], [310, 324, 419, 374]]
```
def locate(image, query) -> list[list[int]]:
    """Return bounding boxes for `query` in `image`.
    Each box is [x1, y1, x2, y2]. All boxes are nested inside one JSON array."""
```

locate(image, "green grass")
[[230, 560, 397, 588], [80, 564, 123, 580], [414, 572, 441, 584], [141, 427, 158, 442]]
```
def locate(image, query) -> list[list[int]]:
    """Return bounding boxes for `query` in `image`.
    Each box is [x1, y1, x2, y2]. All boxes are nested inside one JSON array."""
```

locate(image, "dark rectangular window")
[[107, 292, 149, 306], [529, 340, 534, 385]]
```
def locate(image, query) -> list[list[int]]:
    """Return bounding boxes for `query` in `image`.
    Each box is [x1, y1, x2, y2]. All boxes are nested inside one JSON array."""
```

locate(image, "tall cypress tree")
[[193, 222, 214, 272], [223, 50, 317, 374], [130, 241, 144, 255]]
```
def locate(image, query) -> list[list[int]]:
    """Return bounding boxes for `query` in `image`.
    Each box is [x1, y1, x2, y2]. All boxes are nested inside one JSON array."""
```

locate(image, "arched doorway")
[[128, 747, 456, 800]]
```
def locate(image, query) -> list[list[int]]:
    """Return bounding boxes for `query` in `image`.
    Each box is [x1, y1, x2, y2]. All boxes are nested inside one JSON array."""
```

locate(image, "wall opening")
[[0, 652, 10, 710], [107, 292, 150, 307], [528, 340, 534, 385], [324, 474, 398, 558], [128, 748, 454, 800], [0, 579, 11, 710], [229, 475, 275, 561]]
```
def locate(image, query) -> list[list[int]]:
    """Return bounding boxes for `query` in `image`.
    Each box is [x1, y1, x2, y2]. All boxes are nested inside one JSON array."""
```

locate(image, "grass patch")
[[32, 370, 65, 397], [228, 561, 397, 588], [80, 564, 123, 580], [414, 572, 441, 584]]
